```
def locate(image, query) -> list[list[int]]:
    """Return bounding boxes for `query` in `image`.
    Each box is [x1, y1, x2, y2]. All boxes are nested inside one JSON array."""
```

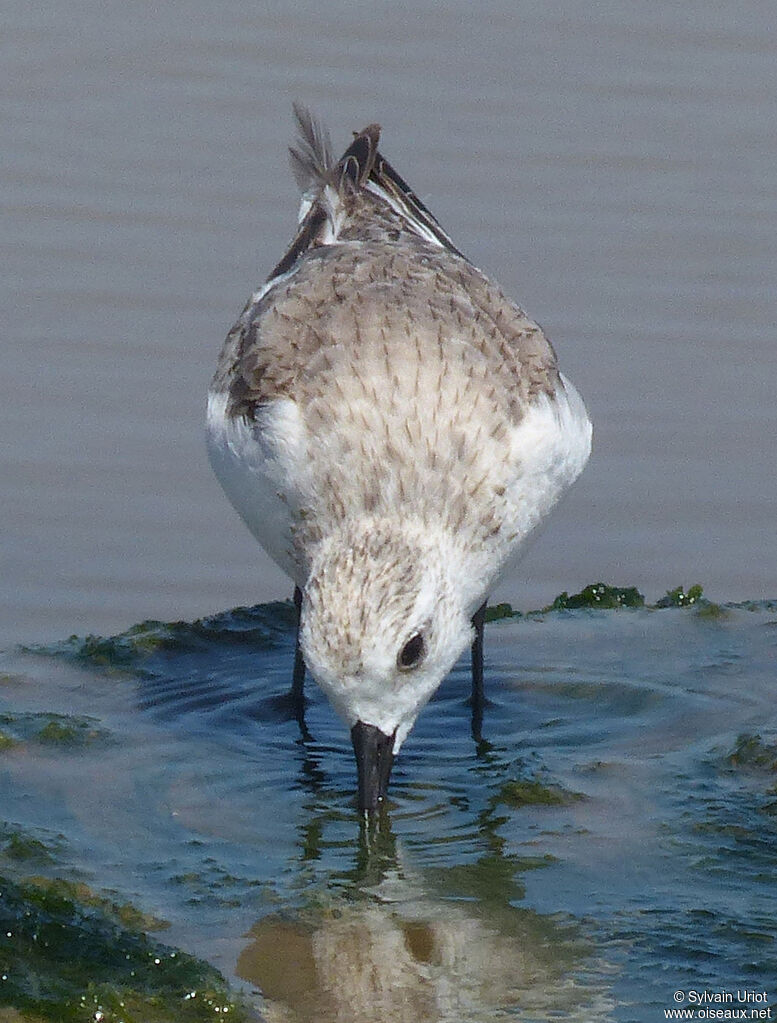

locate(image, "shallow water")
[[2, 599, 776, 1020], [3, 3, 776, 1017]]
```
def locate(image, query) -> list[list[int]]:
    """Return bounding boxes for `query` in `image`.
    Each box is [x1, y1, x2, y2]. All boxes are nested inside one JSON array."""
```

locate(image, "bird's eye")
[[397, 632, 426, 671]]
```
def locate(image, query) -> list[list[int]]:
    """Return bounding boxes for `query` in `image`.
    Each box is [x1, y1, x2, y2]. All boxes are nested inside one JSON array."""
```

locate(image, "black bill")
[[350, 721, 396, 814]]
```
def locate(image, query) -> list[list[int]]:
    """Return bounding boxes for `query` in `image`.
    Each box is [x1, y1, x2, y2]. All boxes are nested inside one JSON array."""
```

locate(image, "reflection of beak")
[[350, 721, 395, 814]]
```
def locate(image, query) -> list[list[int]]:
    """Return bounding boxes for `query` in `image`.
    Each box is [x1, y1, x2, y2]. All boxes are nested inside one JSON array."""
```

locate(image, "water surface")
[[2, 0, 776, 645], [3, 6, 776, 1017], [2, 598, 775, 1020]]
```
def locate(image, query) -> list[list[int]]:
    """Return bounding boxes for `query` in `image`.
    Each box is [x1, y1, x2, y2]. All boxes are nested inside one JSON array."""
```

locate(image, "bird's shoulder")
[[211, 229, 559, 424]]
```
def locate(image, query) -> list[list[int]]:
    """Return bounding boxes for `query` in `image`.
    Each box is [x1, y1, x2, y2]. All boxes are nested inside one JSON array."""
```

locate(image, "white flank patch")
[[206, 391, 306, 582], [507, 375, 592, 532], [486, 374, 592, 590]]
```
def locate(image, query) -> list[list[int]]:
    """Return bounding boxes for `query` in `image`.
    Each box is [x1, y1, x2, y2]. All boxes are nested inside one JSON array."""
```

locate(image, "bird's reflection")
[[239, 767, 612, 1023]]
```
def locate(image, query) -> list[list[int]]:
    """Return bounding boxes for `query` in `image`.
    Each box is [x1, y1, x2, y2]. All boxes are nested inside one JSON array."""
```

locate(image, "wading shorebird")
[[207, 108, 592, 814]]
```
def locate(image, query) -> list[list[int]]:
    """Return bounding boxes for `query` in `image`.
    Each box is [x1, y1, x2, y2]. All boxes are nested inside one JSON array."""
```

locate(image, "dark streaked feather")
[[289, 103, 334, 192], [278, 108, 464, 284], [267, 206, 329, 281], [368, 153, 466, 259], [336, 124, 382, 192]]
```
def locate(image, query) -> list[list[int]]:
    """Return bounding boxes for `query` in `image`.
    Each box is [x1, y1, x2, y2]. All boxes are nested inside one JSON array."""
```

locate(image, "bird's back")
[[207, 112, 590, 590]]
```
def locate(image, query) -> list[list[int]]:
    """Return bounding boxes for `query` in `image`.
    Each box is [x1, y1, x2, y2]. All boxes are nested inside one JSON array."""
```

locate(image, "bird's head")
[[300, 519, 474, 814]]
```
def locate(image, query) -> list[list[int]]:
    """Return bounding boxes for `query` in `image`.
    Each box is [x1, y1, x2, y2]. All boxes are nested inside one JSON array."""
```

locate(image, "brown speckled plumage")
[[209, 118, 567, 571], [206, 109, 591, 754], [212, 194, 559, 422], [211, 107, 558, 412]]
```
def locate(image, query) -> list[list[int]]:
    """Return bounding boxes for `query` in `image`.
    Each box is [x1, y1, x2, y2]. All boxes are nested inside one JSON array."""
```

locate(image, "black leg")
[[291, 585, 306, 727], [471, 600, 487, 741]]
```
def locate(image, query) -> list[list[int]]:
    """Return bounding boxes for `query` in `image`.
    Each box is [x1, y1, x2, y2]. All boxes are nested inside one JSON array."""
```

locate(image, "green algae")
[[542, 582, 645, 612], [23, 584, 747, 690], [21, 878, 170, 934], [31, 581, 733, 682], [484, 581, 648, 618], [484, 602, 519, 622], [428, 851, 528, 905], [0, 873, 253, 1022], [0, 826, 250, 1021], [3, 836, 57, 867], [521, 579, 734, 617], [0, 731, 18, 752], [495, 776, 584, 808], [34, 718, 107, 748], [694, 601, 727, 619], [170, 861, 268, 910], [724, 735, 777, 817], [0, 826, 65, 870], [655, 583, 704, 608], [519, 579, 742, 616], [0, 714, 109, 751], [30, 602, 297, 671], [726, 734, 777, 773]]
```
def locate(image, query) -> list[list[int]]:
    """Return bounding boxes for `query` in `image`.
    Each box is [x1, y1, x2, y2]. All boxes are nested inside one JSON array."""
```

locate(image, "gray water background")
[[2, 0, 776, 646]]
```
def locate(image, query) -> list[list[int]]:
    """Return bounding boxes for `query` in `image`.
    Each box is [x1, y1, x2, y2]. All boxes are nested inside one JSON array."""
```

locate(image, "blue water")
[[2, 599, 776, 1020]]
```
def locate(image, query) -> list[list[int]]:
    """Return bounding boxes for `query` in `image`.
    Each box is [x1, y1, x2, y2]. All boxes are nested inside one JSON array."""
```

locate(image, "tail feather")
[[290, 105, 383, 200], [273, 105, 466, 284], [289, 103, 334, 193]]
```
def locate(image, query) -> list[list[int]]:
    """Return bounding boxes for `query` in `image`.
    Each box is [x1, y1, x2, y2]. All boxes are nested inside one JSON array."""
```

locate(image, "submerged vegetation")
[[27, 602, 298, 672], [726, 733, 777, 774], [494, 776, 583, 808], [726, 734, 777, 815], [539, 581, 723, 614], [3, 582, 773, 1020], [0, 713, 109, 753], [4, 713, 108, 749], [0, 874, 253, 1022], [24, 583, 731, 674], [0, 825, 253, 1023]]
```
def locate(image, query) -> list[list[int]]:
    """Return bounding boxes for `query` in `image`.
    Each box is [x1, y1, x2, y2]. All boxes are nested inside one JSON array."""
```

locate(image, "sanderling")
[[207, 107, 592, 813]]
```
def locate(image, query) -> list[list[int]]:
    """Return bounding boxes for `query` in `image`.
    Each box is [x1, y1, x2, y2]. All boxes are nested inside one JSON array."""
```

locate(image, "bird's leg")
[[470, 600, 487, 742], [291, 585, 306, 728]]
